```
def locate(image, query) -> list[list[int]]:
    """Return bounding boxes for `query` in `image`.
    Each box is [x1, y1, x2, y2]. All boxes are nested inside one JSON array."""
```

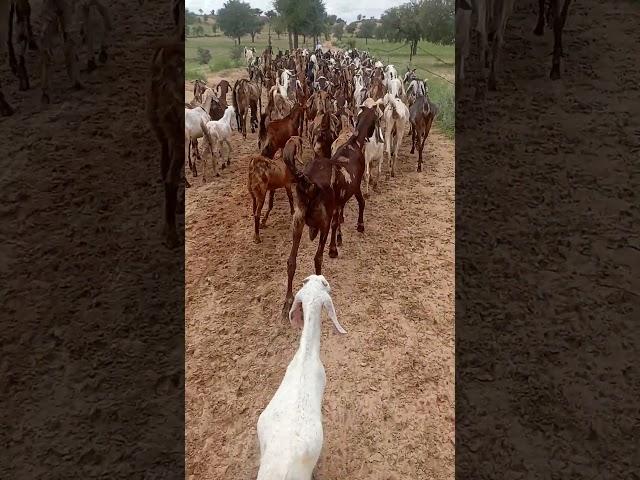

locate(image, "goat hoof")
[[337, 235, 342, 247], [417, 165, 422, 172], [357, 224, 365, 233], [99, 49, 108, 64], [329, 248, 338, 258], [87, 59, 97, 72], [41, 93, 50, 105], [29, 40, 38, 51], [533, 25, 544, 36], [550, 69, 561, 80], [254, 236, 262, 244], [363, 192, 369, 199], [73, 82, 84, 91], [260, 220, 268, 228], [221, 164, 226, 170]]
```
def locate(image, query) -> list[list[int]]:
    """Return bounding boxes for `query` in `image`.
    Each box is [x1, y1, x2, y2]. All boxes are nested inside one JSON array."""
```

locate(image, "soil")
[[456, 0, 639, 477], [185, 52, 455, 479]]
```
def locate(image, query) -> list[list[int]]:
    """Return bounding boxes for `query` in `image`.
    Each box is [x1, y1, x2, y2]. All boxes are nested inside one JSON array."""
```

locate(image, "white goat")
[[384, 64, 398, 85], [200, 105, 235, 175], [386, 77, 405, 100], [257, 274, 346, 480], [383, 96, 410, 177]]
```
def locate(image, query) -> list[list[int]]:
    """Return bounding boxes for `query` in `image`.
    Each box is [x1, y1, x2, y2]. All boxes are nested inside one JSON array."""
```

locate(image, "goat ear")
[[323, 294, 346, 334], [289, 294, 304, 329]]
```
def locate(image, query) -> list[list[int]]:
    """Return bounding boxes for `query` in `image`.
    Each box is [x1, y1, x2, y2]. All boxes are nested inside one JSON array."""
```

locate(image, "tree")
[[210, 9, 216, 16], [273, 15, 285, 39], [374, 23, 386, 41], [185, 9, 198, 25], [381, 3, 422, 56], [346, 22, 357, 35], [332, 21, 344, 41], [249, 8, 264, 42], [217, 0, 259, 45], [212, 23, 218, 34], [358, 19, 376, 44], [327, 14, 337, 25], [421, 0, 454, 44], [274, 0, 327, 49], [357, 14, 362, 21]]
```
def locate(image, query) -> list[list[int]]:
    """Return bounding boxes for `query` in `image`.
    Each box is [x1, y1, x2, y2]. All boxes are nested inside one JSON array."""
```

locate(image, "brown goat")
[[281, 106, 378, 317], [147, 40, 184, 248], [259, 104, 305, 158], [409, 94, 438, 172], [247, 136, 304, 243]]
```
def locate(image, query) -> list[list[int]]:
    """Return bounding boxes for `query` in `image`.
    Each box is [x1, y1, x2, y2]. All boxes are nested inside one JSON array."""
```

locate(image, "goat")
[[185, 88, 217, 178], [382, 96, 410, 177], [0, 1, 15, 115], [257, 274, 346, 480], [455, 0, 473, 85], [147, 40, 184, 248], [281, 106, 378, 317], [533, 0, 572, 80], [199, 105, 235, 177], [409, 93, 438, 172], [247, 137, 303, 243], [475, 0, 515, 91], [232, 78, 261, 138], [259, 104, 305, 159]]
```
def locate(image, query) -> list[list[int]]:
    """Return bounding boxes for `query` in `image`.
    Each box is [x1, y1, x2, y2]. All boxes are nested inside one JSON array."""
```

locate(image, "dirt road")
[[186, 63, 454, 479]]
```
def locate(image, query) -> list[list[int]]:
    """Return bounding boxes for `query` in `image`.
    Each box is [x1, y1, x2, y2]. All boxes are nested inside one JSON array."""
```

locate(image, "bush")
[[345, 38, 356, 49], [427, 78, 454, 138], [197, 47, 211, 65], [229, 44, 244, 62]]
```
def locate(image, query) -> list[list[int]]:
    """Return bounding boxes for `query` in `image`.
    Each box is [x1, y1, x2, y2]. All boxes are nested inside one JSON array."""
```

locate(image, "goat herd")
[[185, 46, 440, 317]]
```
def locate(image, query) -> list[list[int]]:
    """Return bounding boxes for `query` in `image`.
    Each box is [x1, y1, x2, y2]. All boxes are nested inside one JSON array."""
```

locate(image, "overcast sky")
[[186, 0, 407, 23]]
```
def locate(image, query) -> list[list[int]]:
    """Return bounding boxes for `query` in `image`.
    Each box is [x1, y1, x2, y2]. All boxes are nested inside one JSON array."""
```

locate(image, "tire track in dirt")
[[186, 63, 454, 479]]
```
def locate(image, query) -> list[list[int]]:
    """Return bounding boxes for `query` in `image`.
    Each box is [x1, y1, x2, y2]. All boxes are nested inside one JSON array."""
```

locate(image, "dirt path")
[[186, 62, 454, 479]]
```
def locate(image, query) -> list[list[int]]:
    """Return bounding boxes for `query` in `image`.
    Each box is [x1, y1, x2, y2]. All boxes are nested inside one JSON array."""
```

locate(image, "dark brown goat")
[[409, 94, 438, 172], [259, 104, 305, 158], [534, 0, 572, 80], [216, 79, 231, 103], [281, 106, 378, 317]]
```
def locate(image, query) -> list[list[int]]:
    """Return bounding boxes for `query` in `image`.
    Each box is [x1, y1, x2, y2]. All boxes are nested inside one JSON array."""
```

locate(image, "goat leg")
[[328, 211, 340, 258], [355, 190, 365, 232], [284, 212, 305, 319], [534, 0, 545, 35], [0, 86, 15, 116], [285, 185, 294, 215], [260, 190, 275, 227], [253, 192, 265, 243], [314, 227, 330, 274]]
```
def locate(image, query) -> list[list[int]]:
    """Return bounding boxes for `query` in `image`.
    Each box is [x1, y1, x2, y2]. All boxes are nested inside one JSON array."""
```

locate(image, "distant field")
[[185, 27, 454, 137], [185, 31, 316, 82]]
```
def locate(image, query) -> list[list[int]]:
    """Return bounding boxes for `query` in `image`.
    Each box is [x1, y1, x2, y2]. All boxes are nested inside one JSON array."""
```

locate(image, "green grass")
[[185, 30, 455, 138]]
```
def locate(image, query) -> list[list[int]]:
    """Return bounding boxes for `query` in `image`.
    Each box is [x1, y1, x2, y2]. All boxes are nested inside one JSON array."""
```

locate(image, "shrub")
[[197, 47, 211, 65], [345, 38, 356, 49], [229, 44, 244, 62]]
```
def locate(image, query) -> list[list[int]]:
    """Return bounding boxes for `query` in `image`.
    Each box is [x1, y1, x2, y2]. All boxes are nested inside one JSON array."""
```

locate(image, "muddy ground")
[[185, 59, 455, 479]]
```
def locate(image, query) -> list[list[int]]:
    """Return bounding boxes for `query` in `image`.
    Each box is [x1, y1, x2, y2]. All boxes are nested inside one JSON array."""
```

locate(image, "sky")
[[186, 0, 407, 24]]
